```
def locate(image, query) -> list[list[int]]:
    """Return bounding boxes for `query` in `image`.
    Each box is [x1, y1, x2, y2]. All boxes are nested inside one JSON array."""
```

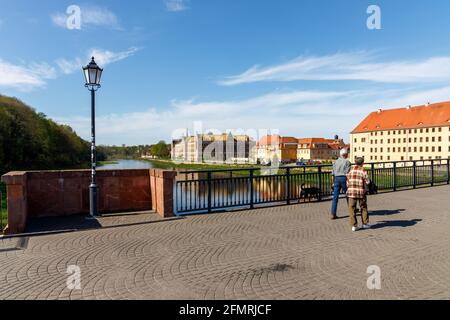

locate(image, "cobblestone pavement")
[[1, 185, 450, 300]]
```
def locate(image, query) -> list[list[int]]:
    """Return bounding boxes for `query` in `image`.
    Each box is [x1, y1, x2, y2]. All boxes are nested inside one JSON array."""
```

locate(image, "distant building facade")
[[255, 135, 348, 164], [255, 135, 298, 164], [297, 137, 347, 161], [350, 102, 450, 162], [172, 133, 256, 164]]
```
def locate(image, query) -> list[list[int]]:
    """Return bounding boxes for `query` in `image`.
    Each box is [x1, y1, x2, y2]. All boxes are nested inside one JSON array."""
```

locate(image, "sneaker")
[[362, 224, 372, 229], [330, 216, 337, 220], [352, 226, 359, 232]]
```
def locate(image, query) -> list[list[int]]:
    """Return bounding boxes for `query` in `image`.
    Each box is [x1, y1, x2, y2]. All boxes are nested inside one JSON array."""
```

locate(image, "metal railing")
[[175, 159, 450, 214]]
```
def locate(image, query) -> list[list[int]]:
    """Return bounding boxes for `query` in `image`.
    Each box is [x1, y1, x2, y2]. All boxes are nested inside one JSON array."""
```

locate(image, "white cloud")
[[165, 0, 189, 12], [55, 85, 450, 145], [0, 60, 57, 91], [0, 48, 138, 90], [220, 52, 450, 86], [56, 47, 140, 74], [51, 5, 120, 30]]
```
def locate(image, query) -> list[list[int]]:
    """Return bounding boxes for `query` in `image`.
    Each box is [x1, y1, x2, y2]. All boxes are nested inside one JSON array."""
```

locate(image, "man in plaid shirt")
[[346, 157, 371, 232]]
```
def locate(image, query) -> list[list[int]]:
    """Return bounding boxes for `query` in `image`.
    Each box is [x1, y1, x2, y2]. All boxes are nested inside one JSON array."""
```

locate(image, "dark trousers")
[[348, 197, 369, 227]]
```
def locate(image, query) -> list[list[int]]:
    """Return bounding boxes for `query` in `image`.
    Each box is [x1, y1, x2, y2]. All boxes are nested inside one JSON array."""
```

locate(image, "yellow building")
[[255, 135, 298, 165], [172, 133, 256, 164], [297, 137, 347, 161], [350, 102, 450, 162]]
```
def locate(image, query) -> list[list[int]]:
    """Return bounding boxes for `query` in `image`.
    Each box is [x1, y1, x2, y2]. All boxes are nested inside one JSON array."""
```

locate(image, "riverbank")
[[141, 158, 262, 171], [99, 161, 119, 166]]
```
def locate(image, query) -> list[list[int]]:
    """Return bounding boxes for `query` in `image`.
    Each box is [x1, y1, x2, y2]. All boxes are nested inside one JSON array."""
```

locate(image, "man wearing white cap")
[[330, 148, 351, 219]]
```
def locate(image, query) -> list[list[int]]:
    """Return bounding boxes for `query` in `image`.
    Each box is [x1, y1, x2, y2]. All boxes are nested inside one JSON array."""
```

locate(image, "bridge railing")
[[175, 159, 450, 214]]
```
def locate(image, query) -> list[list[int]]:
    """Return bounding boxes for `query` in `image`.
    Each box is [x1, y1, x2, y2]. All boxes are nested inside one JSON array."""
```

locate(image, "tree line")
[[98, 141, 171, 161], [0, 95, 90, 175], [0, 95, 172, 174]]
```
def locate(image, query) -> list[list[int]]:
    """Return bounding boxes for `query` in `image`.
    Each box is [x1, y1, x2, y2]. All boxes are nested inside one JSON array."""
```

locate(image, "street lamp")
[[83, 57, 103, 218]]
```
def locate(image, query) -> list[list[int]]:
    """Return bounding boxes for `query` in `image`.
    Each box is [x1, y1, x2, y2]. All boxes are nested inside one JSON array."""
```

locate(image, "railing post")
[[393, 162, 397, 192], [413, 160, 417, 189], [318, 166, 322, 201], [431, 160, 435, 187], [370, 163, 375, 183], [207, 171, 212, 213], [447, 158, 450, 185], [286, 167, 291, 205], [249, 169, 254, 209]]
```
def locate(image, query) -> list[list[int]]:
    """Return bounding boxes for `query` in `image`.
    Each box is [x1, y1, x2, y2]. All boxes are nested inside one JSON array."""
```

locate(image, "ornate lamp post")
[[83, 57, 103, 218]]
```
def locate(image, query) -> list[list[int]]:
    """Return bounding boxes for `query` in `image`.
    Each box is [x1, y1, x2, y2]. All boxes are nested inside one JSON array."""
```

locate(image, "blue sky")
[[2, 0, 450, 145]]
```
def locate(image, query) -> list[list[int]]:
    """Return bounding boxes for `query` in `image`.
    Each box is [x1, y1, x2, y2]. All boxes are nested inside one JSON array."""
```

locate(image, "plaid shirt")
[[346, 166, 370, 199]]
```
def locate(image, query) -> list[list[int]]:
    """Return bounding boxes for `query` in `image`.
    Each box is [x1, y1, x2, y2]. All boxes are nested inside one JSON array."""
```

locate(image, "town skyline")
[[4, 1, 450, 145]]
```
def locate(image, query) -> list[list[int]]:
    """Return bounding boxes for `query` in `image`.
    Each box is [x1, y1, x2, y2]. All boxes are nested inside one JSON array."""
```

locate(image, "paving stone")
[[1, 185, 450, 299]]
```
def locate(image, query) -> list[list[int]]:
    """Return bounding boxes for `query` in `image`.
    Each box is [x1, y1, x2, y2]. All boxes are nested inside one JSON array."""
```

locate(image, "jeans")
[[331, 176, 347, 217]]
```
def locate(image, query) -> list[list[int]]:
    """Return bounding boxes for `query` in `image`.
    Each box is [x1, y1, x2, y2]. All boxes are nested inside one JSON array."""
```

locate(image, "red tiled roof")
[[259, 135, 298, 146], [352, 101, 450, 134]]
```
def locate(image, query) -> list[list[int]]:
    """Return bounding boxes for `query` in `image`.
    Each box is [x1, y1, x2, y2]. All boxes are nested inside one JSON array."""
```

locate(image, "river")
[[98, 159, 168, 170]]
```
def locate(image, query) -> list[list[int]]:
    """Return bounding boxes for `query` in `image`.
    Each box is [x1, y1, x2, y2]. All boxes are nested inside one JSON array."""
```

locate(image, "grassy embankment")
[[98, 161, 119, 166], [142, 158, 263, 171]]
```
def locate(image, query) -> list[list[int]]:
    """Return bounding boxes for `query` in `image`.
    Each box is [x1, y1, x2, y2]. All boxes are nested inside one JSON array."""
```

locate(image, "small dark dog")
[[300, 184, 321, 202], [366, 181, 379, 195]]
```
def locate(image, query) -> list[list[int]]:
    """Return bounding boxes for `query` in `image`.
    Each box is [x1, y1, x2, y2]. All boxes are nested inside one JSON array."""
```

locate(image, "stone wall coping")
[[1, 171, 28, 185], [25, 169, 152, 179], [150, 169, 177, 179]]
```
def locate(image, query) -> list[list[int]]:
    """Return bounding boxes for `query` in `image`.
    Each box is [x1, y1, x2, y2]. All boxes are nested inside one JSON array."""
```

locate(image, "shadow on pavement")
[[370, 209, 406, 216], [24, 212, 179, 235], [371, 219, 422, 229], [26, 215, 102, 233]]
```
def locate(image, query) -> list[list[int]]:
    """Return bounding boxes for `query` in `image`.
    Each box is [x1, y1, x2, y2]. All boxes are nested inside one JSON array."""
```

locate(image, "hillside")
[[0, 95, 90, 174]]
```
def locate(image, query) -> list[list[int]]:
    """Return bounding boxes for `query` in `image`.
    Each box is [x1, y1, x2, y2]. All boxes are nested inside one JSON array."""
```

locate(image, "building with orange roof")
[[255, 135, 347, 164], [255, 135, 298, 164], [297, 136, 347, 161], [350, 101, 450, 162]]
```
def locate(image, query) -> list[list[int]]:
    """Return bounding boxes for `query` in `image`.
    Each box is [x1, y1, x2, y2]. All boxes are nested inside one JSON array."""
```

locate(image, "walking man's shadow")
[[370, 219, 422, 230]]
